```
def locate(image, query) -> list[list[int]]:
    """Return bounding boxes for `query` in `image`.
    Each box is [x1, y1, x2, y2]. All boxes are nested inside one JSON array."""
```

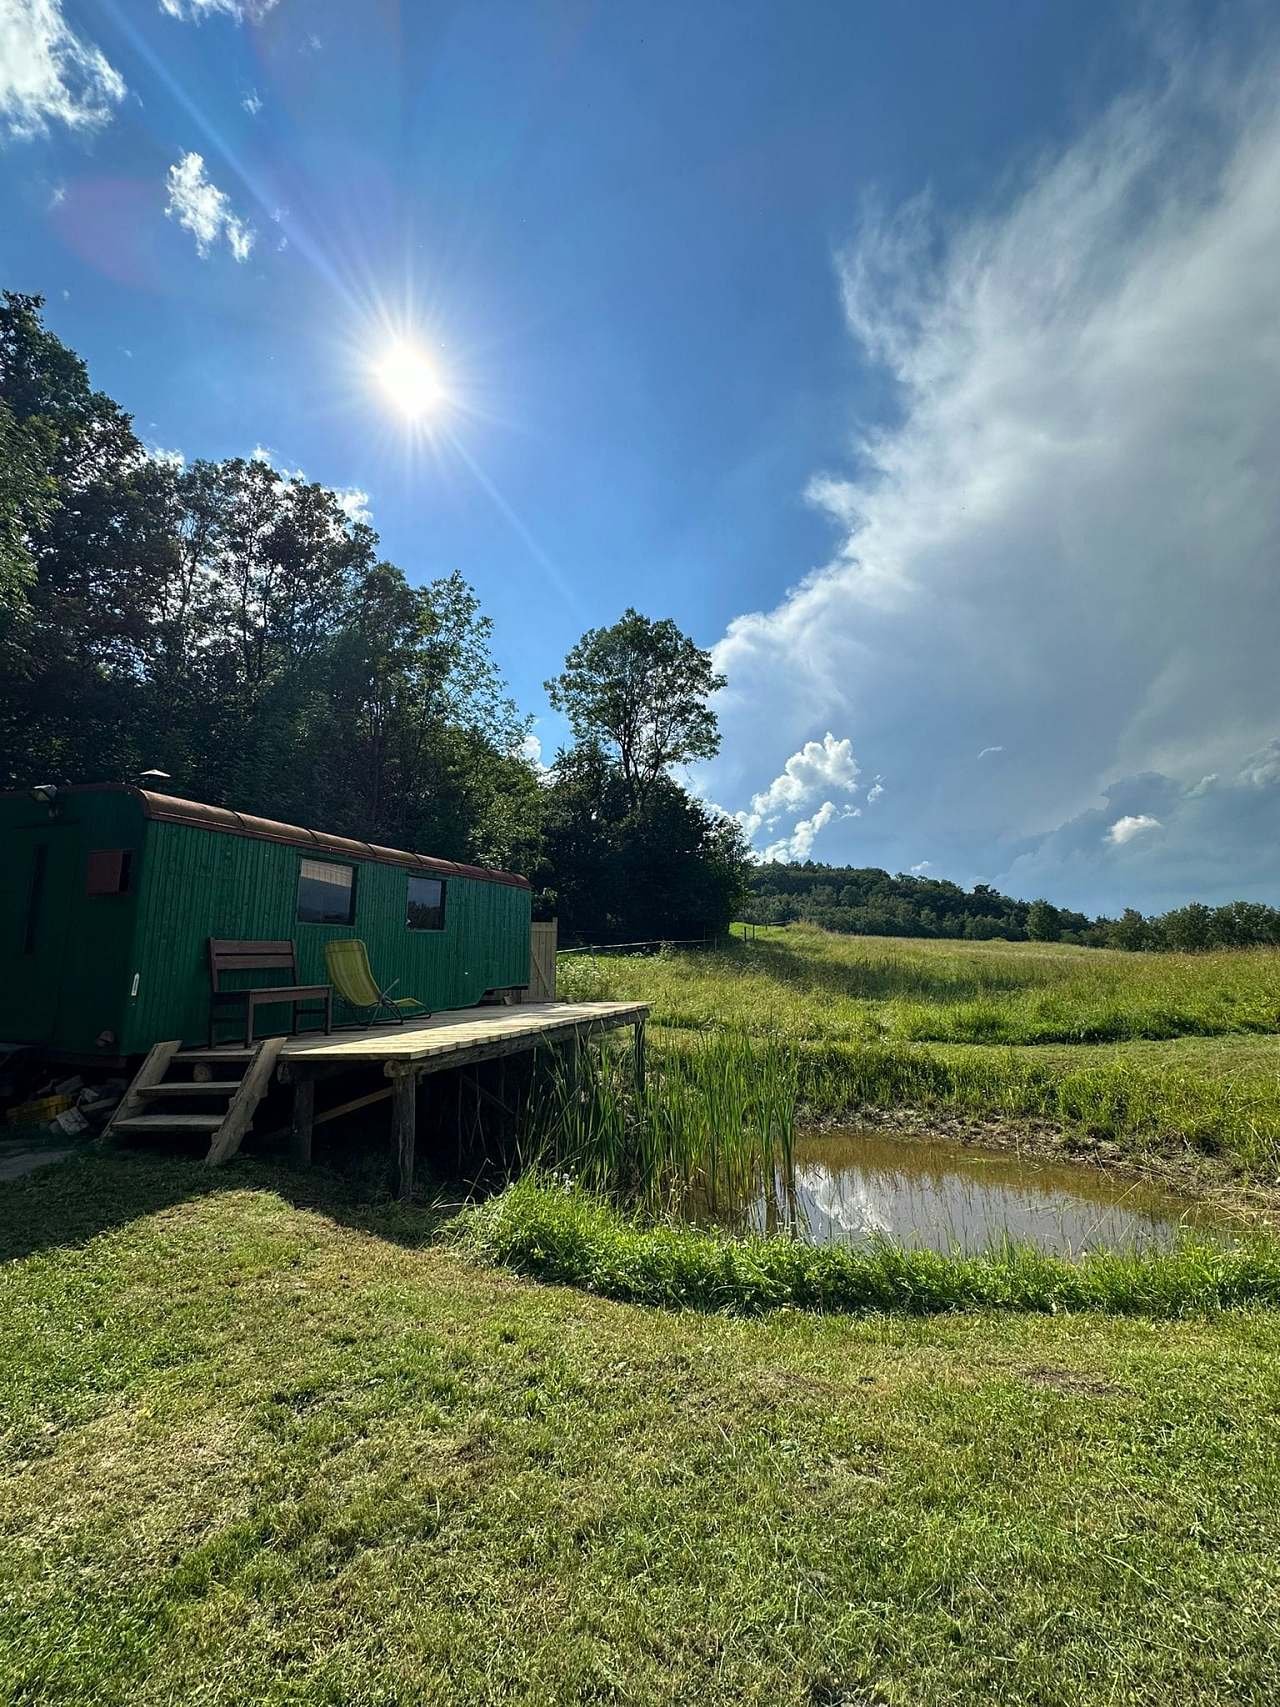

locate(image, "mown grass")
[[452, 1177, 1278, 1317], [560, 931, 1280, 1180], [5, 1154, 1280, 1705]]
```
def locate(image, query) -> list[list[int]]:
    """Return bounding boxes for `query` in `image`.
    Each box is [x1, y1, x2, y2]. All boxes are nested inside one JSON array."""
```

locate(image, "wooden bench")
[[208, 939, 333, 1049]]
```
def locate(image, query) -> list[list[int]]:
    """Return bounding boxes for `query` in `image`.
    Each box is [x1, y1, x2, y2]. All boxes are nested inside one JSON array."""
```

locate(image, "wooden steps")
[[138, 1082, 245, 1098], [112, 1114, 224, 1133], [101, 1037, 284, 1164]]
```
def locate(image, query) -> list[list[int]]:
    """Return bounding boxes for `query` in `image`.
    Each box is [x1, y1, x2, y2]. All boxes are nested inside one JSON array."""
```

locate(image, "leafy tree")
[[545, 608, 725, 812], [540, 747, 749, 942], [1027, 899, 1062, 942], [1107, 909, 1154, 952]]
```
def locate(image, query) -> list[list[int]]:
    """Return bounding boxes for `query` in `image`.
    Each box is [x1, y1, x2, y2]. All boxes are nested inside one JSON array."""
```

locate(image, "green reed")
[[518, 1031, 796, 1213]]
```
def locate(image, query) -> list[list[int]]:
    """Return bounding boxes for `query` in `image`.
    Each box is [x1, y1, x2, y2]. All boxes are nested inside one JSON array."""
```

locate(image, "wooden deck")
[[175, 1000, 649, 1198], [272, 1000, 648, 1069]]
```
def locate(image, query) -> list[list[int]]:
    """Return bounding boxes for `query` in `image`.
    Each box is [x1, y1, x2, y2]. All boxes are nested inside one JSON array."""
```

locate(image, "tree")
[[545, 608, 725, 812], [1027, 899, 1062, 942], [540, 749, 749, 943], [1108, 908, 1153, 952]]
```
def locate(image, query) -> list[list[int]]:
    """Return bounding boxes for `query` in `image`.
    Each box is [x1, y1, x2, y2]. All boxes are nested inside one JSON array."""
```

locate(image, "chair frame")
[[324, 940, 430, 1029]]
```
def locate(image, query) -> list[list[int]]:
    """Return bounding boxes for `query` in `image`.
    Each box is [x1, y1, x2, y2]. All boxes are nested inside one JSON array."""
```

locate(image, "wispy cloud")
[[977, 746, 1004, 759], [707, 21, 1280, 910], [909, 860, 931, 874], [0, 0, 125, 140], [146, 443, 186, 469], [241, 89, 262, 116], [165, 151, 254, 261], [159, 0, 281, 21]]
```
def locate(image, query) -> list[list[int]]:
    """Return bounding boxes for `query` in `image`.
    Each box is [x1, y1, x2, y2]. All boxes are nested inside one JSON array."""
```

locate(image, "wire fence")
[[557, 922, 758, 957]]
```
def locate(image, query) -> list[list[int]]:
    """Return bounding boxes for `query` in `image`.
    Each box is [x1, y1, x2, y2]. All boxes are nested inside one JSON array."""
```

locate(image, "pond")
[[734, 1128, 1219, 1255]]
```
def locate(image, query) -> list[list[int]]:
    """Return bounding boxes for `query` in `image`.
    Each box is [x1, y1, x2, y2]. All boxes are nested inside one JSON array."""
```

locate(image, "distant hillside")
[[745, 864, 1099, 944], [744, 864, 1280, 951]]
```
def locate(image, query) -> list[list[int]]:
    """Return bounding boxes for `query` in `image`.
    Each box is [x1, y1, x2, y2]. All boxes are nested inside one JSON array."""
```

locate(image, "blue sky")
[[4, 0, 1279, 914]]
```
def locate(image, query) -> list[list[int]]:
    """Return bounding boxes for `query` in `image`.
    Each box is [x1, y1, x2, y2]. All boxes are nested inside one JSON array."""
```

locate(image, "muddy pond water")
[[732, 1128, 1219, 1255]]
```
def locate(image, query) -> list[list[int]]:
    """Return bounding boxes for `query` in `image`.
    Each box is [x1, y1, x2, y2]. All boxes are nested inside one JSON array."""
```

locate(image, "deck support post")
[[290, 1075, 315, 1166], [389, 1066, 418, 1200]]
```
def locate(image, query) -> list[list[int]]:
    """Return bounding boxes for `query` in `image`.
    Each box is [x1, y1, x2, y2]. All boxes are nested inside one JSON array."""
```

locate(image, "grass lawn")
[[4, 1155, 1280, 1706]]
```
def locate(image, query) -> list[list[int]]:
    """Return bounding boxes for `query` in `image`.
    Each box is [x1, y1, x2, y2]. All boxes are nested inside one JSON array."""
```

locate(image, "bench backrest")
[[208, 938, 298, 991]]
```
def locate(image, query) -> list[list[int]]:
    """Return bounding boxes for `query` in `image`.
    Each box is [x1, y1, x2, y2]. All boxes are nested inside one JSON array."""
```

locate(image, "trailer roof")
[[2, 784, 531, 890]]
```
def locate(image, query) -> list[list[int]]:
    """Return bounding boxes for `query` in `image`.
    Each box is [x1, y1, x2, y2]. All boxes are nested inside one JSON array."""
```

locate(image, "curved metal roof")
[[6, 784, 531, 890]]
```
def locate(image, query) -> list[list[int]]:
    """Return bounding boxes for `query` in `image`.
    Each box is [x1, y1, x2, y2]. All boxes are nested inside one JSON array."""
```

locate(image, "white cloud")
[[247, 450, 374, 529], [736, 732, 860, 839], [910, 861, 931, 874], [763, 799, 839, 864], [518, 730, 552, 776], [249, 443, 303, 480], [334, 487, 371, 526], [977, 746, 1004, 759], [48, 180, 65, 206], [146, 444, 185, 469], [706, 25, 1280, 911], [1236, 738, 1280, 789], [159, 0, 281, 21], [241, 89, 263, 116], [165, 151, 254, 261], [1107, 815, 1163, 846], [0, 0, 125, 139], [865, 778, 884, 804]]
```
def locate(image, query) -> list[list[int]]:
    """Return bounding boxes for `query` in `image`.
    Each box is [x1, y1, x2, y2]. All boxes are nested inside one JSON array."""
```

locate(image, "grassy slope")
[[559, 931, 1280, 1178], [4, 1156, 1280, 1707]]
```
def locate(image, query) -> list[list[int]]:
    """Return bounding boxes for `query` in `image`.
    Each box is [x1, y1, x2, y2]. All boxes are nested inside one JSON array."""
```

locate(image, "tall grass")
[[450, 1177, 1280, 1318], [555, 931, 1280, 1177], [558, 929, 1280, 1045], [519, 1033, 796, 1213]]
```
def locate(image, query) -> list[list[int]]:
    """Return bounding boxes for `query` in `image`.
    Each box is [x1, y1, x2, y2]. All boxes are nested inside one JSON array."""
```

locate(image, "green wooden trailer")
[[0, 785, 532, 1062]]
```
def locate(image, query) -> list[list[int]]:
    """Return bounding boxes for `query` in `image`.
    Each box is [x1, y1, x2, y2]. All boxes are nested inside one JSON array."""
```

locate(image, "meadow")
[[558, 928, 1280, 1182]]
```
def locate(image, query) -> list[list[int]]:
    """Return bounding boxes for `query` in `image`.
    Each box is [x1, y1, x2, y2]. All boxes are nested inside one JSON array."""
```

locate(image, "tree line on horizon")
[[746, 863, 1280, 952], [0, 291, 747, 945]]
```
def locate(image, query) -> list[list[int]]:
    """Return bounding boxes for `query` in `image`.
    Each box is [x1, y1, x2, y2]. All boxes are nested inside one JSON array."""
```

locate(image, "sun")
[[372, 338, 446, 421]]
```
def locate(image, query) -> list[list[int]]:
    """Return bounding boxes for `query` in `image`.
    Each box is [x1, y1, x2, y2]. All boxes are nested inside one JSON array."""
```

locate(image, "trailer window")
[[22, 845, 48, 954], [297, 858, 356, 924], [407, 876, 446, 931]]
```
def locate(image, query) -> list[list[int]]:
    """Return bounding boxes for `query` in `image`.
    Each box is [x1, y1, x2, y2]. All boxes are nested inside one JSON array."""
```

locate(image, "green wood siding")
[[0, 791, 146, 1054], [0, 789, 531, 1057], [125, 823, 531, 1050]]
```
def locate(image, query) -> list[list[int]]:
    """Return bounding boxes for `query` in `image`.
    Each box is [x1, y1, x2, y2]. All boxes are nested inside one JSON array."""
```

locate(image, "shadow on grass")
[[0, 1146, 451, 1267]]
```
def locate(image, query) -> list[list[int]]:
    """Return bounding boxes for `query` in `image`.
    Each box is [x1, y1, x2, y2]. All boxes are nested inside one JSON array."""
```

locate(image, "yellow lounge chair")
[[324, 939, 430, 1027]]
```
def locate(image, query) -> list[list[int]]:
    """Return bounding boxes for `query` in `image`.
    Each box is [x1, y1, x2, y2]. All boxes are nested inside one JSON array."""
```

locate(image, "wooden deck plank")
[[203, 1001, 650, 1069]]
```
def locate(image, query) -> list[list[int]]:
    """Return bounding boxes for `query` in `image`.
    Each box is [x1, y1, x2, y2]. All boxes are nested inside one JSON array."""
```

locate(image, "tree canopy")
[[545, 608, 725, 813]]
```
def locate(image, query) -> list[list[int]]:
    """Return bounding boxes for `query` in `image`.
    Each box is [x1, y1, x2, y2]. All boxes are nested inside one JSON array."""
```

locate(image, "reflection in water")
[[734, 1128, 1212, 1255]]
